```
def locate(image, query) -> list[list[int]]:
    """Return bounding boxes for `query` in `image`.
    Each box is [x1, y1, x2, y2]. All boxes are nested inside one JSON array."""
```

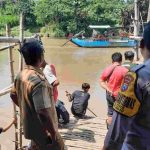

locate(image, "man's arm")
[[32, 82, 58, 141], [65, 91, 73, 102], [3, 118, 16, 132], [52, 80, 59, 87], [99, 78, 113, 94]]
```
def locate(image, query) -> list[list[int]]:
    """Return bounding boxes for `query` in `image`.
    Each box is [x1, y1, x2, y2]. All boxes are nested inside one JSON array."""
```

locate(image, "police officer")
[[103, 22, 150, 150], [122, 50, 137, 69], [10, 39, 64, 150]]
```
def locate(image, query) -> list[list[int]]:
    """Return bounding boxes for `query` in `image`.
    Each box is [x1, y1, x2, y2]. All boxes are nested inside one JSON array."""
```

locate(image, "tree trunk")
[[134, 0, 139, 36], [147, 0, 150, 22]]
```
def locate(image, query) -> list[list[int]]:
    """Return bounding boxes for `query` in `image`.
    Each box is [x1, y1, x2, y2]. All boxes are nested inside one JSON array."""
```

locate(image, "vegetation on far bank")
[[0, 0, 149, 37]]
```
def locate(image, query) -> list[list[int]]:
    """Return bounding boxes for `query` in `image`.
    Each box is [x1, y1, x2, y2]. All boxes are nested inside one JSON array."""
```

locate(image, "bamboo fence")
[[0, 20, 24, 150]]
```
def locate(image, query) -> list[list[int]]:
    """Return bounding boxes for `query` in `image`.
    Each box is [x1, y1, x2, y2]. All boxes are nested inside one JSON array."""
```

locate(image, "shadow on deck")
[[59, 116, 107, 150]]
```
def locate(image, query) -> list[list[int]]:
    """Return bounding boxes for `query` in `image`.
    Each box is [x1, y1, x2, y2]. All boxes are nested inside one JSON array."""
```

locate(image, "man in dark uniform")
[[10, 39, 64, 150], [66, 83, 90, 118], [122, 50, 137, 69], [103, 22, 150, 150]]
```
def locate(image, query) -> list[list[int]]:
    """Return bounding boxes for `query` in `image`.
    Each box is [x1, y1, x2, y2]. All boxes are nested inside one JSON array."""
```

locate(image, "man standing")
[[10, 39, 64, 150], [100, 52, 128, 128], [103, 22, 150, 150], [122, 50, 137, 69], [41, 60, 69, 124]]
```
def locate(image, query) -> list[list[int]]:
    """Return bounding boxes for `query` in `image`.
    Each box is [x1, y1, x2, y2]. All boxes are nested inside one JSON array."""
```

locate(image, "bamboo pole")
[[0, 89, 11, 96], [19, 12, 24, 150], [0, 84, 13, 92], [0, 44, 17, 51], [6, 24, 19, 150], [0, 84, 13, 97], [87, 108, 97, 117]]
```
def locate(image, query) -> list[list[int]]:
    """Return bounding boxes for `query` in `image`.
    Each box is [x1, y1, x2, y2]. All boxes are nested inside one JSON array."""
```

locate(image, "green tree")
[[0, 0, 18, 26]]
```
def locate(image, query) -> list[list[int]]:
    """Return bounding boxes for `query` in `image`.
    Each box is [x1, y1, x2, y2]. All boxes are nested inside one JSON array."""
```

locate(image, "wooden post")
[[6, 24, 19, 150], [19, 12, 24, 150]]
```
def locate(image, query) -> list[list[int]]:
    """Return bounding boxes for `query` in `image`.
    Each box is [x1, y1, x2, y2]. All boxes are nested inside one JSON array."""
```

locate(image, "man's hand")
[[106, 88, 113, 96], [65, 91, 72, 102], [65, 91, 70, 96]]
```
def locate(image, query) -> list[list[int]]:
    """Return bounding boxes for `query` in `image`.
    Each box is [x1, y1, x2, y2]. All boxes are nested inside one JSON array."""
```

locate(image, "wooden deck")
[[0, 116, 107, 150], [59, 116, 107, 150]]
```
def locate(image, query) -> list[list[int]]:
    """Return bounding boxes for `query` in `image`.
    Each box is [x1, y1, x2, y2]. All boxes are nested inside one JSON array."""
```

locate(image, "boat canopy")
[[89, 25, 111, 29], [89, 25, 123, 29]]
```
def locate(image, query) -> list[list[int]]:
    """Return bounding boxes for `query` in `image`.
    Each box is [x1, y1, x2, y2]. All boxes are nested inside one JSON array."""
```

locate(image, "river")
[[0, 38, 130, 117]]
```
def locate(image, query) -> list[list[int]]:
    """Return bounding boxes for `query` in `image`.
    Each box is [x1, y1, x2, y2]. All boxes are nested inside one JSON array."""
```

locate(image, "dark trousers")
[[106, 91, 116, 117], [71, 107, 85, 118], [27, 133, 64, 150]]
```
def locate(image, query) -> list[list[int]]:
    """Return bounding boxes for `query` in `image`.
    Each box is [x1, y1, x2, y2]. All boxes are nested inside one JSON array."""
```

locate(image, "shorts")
[[106, 91, 116, 117]]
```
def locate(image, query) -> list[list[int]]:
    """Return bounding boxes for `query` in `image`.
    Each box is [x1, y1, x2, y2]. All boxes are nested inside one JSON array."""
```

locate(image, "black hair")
[[20, 38, 44, 66], [124, 51, 134, 60], [82, 83, 90, 90], [143, 21, 150, 51], [111, 52, 122, 62]]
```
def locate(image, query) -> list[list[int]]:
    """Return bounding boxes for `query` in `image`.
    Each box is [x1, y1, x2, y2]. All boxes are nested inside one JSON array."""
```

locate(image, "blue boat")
[[71, 38, 136, 48], [70, 25, 137, 48]]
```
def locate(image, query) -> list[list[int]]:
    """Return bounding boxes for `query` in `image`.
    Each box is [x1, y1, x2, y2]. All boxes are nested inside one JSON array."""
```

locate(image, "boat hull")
[[71, 38, 137, 48]]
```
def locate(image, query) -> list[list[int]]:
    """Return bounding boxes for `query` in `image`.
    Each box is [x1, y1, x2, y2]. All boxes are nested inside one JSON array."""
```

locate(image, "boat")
[[70, 25, 137, 48]]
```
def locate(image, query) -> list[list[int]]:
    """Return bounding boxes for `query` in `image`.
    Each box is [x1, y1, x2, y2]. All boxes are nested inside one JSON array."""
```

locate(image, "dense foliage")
[[0, 0, 149, 37]]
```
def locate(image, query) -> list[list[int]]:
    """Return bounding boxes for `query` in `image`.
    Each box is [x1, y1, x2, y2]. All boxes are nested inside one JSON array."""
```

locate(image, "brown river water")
[[0, 38, 131, 117]]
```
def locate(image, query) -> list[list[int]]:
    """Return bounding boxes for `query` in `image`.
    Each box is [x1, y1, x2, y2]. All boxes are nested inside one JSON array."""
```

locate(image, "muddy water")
[[0, 38, 131, 117]]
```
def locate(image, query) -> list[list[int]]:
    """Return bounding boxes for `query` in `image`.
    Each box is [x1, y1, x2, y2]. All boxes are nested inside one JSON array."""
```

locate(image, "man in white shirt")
[[41, 60, 59, 103]]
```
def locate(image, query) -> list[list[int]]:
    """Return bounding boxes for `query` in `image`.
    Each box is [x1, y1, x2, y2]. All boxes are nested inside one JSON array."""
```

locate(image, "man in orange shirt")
[[100, 52, 128, 128]]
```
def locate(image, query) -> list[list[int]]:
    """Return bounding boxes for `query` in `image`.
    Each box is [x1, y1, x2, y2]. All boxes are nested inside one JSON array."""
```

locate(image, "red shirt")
[[100, 63, 128, 97]]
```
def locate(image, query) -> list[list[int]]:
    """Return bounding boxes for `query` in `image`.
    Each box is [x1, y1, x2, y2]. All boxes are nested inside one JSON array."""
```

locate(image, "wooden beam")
[[0, 37, 20, 43]]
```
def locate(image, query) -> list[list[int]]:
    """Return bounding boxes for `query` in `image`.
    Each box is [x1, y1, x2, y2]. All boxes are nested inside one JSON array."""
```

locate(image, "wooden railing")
[[0, 36, 22, 150]]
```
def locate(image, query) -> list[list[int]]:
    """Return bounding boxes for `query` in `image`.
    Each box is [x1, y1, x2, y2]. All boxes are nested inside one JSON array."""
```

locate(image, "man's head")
[[140, 22, 150, 59], [82, 83, 90, 92], [111, 52, 122, 63], [20, 39, 44, 67], [124, 51, 134, 61]]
